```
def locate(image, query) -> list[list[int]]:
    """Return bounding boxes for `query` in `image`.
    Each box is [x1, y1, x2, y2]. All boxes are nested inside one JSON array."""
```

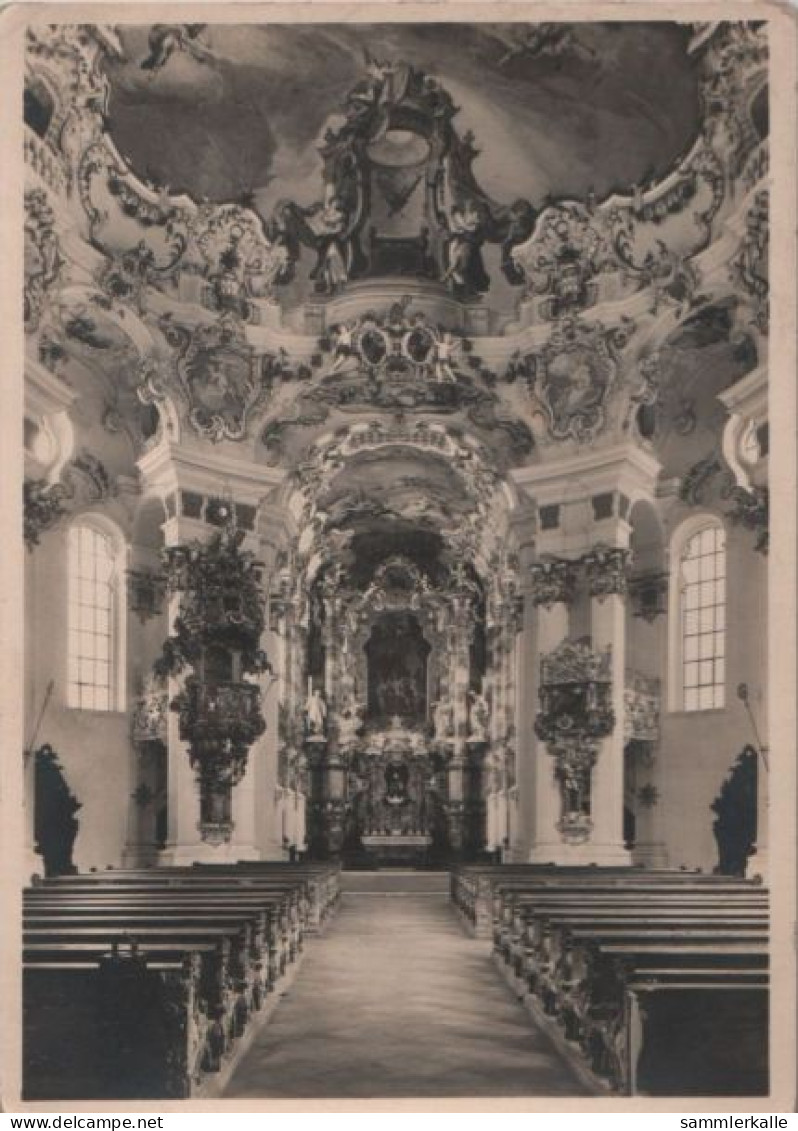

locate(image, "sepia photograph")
[[5, 2, 796, 1112]]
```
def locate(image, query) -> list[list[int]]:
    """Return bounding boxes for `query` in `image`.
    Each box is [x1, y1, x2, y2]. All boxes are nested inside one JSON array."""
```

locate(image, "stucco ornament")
[[160, 315, 279, 442], [525, 317, 633, 443]]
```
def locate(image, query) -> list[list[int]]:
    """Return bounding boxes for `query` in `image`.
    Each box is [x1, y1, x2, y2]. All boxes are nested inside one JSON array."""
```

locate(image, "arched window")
[[671, 518, 726, 712], [67, 520, 124, 711]]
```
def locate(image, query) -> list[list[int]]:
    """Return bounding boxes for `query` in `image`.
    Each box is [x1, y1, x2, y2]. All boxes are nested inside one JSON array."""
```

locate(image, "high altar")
[[295, 556, 498, 866]]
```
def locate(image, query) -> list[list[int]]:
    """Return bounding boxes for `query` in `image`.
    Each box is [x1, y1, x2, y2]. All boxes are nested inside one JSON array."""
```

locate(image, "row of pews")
[[452, 864, 768, 1098], [23, 862, 340, 1101]]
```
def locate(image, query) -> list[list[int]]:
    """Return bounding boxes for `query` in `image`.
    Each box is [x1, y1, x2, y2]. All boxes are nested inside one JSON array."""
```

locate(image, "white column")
[[589, 588, 633, 865], [159, 655, 207, 864], [528, 596, 571, 862], [254, 623, 284, 860]]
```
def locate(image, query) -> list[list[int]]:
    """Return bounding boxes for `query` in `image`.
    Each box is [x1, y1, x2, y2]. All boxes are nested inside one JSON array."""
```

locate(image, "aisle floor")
[[225, 881, 585, 1098]]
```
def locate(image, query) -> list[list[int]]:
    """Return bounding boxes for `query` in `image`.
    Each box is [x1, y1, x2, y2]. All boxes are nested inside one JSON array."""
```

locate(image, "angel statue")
[[429, 327, 462, 384], [329, 320, 359, 374]]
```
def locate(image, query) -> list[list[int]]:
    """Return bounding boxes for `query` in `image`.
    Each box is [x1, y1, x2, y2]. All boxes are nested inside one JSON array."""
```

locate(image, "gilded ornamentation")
[[726, 485, 768, 555], [24, 189, 63, 332], [131, 674, 169, 744], [628, 572, 668, 622], [535, 639, 615, 844], [99, 241, 157, 313], [636, 783, 659, 808], [360, 556, 435, 613], [529, 558, 577, 609], [172, 677, 265, 785], [679, 455, 767, 553], [700, 24, 768, 185], [128, 568, 167, 621], [160, 521, 268, 669], [623, 672, 660, 742], [156, 513, 271, 841], [679, 452, 735, 507], [193, 202, 291, 317], [730, 190, 768, 335], [583, 546, 633, 601], [23, 452, 115, 550], [511, 202, 614, 315], [23, 478, 70, 549]]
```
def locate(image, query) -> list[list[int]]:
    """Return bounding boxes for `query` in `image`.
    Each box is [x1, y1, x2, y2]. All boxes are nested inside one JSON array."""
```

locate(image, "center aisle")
[[224, 873, 585, 1098]]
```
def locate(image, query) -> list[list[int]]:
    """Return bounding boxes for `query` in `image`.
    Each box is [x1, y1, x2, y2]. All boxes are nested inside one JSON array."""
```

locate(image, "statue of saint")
[[468, 688, 490, 742], [306, 686, 327, 736], [432, 698, 451, 741], [312, 194, 351, 295]]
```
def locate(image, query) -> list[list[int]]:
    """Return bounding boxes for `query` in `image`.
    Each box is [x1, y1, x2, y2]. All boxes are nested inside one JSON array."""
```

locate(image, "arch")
[[66, 513, 128, 713], [667, 513, 727, 714], [284, 419, 518, 582]]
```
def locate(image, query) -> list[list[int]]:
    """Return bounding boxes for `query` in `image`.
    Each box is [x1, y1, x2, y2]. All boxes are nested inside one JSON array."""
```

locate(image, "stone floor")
[[224, 873, 585, 1098]]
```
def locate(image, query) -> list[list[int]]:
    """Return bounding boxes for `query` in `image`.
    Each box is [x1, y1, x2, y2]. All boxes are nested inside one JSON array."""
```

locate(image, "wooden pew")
[[451, 863, 761, 938], [25, 891, 297, 973], [569, 939, 768, 1095], [24, 945, 222, 1099], [479, 865, 769, 1096], [496, 888, 767, 963], [625, 969, 768, 1095], [23, 864, 339, 1099], [45, 863, 340, 931]]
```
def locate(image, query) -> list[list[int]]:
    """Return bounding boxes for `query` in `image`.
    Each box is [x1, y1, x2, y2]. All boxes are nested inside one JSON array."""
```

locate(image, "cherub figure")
[[429, 326, 462, 384], [329, 320, 359, 374]]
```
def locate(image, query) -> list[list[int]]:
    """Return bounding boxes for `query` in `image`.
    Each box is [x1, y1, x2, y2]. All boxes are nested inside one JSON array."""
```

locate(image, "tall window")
[[67, 521, 121, 711], [679, 522, 726, 711]]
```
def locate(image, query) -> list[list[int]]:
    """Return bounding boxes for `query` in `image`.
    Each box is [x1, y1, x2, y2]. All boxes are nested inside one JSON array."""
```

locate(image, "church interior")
[[19, 18, 774, 1103]]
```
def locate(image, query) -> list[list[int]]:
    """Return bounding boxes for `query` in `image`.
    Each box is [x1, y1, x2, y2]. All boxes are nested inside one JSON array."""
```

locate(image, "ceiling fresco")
[[23, 21, 769, 574], [104, 23, 700, 211]]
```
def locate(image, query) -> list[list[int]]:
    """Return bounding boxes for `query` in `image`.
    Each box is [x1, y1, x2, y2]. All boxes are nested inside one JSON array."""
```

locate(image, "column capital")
[[529, 557, 577, 609], [583, 545, 634, 601]]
